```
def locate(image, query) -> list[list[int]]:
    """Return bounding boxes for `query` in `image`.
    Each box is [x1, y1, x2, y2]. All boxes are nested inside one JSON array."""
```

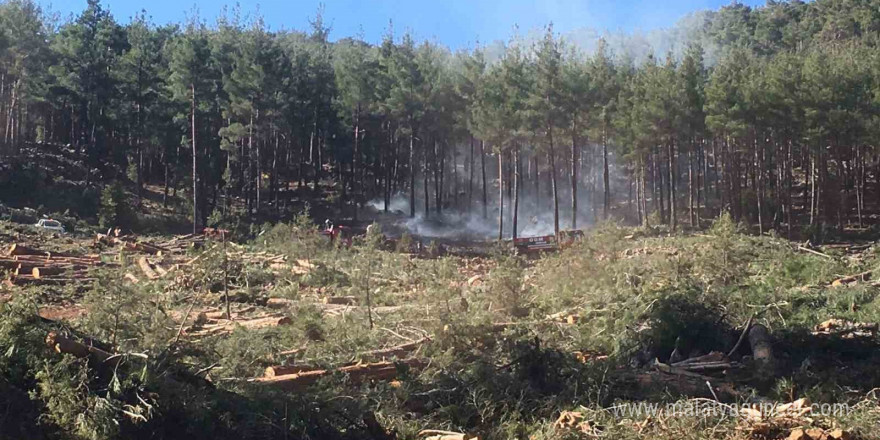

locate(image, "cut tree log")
[[830, 270, 873, 287], [45, 331, 117, 366], [7, 244, 79, 258], [264, 364, 323, 378], [32, 265, 88, 278], [418, 430, 479, 440], [186, 315, 292, 337], [813, 319, 878, 337], [11, 275, 94, 286], [255, 359, 427, 390], [138, 257, 159, 280], [234, 316, 292, 329], [33, 269, 90, 280], [11, 255, 102, 265], [748, 324, 776, 376], [266, 298, 294, 309]]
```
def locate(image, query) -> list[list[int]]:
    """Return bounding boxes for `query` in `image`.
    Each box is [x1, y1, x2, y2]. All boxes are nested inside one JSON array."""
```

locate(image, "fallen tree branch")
[[797, 246, 833, 260], [727, 314, 754, 358], [355, 336, 432, 361]]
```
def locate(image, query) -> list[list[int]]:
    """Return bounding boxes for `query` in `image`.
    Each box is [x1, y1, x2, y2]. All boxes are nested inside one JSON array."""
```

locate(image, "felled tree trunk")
[[748, 324, 775, 377], [45, 331, 118, 367], [255, 359, 427, 391]]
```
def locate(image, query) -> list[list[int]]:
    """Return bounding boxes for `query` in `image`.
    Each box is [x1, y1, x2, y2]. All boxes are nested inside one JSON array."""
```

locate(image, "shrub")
[[487, 256, 532, 318], [364, 221, 385, 250]]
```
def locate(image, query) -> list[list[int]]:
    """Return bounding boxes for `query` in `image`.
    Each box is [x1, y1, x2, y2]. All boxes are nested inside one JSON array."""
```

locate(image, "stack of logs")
[[1, 244, 110, 286], [156, 232, 208, 253], [95, 229, 170, 255]]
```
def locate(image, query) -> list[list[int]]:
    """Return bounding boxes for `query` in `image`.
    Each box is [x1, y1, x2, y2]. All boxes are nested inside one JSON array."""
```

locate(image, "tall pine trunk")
[[191, 82, 198, 235], [548, 124, 560, 237], [480, 140, 487, 219], [602, 124, 610, 219], [668, 140, 676, 231], [513, 145, 520, 240], [353, 105, 360, 220], [570, 129, 578, 230], [468, 136, 474, 210], [498, 151, 504, 240], [409, 129, 415, 217], [424, 136, 430, 216]]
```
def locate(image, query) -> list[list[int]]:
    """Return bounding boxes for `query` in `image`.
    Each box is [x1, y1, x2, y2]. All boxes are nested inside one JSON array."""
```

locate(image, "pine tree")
[[168, 17, 212, 233], [335, 36, 378, 218], [49, 0, 125, 162], [530, 25, 564, 236], [119, 11, 162, 198]]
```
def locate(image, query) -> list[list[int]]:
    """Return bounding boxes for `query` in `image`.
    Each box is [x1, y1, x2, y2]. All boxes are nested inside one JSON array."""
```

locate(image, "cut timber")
[[187, 315, 291, 337], [32, 266, 87, 278], [0, 258, 23, 269], [831, 270, 873, 287], [255, 359, 427, 390], [748, 324, 776, 376], [813, 319, 878, 338], [234, 316, 292, 329], [266, 298, 294, 309], [10, 255, 104, 267], [138, 257, 159, 280], [264, 364, 322, 378], [467, 275, 483, 286], [418, 430, 479, 440], [12, 275, 94, 286], [124, 273, 140, 284], [323, 296, 357, 306], [45, 331, 117, 366], [8, 244, 78, 258]]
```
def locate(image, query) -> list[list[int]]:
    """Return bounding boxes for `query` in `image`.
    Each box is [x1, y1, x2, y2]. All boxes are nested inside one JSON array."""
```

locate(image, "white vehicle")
[[34, 219, 66, 233]]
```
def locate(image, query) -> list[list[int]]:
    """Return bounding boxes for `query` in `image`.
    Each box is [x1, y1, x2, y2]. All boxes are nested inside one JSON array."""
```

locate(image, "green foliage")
[[33, 358, 121, 440], [364, 221, 385, 250], [98, 181, 133, 229], [487, 256, 532, 318]]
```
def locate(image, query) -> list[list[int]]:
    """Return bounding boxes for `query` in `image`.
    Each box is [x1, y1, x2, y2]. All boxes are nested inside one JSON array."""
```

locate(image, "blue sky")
[[42, 0, 766, 49]]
